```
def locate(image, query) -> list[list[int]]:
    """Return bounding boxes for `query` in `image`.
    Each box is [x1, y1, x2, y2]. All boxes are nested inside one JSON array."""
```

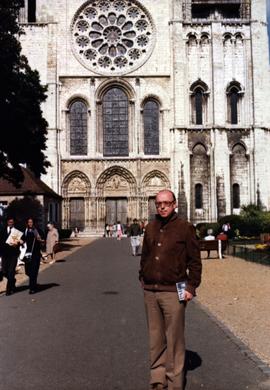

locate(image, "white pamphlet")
[[176, 281, 186, 302], [6, 228, 23, 246]]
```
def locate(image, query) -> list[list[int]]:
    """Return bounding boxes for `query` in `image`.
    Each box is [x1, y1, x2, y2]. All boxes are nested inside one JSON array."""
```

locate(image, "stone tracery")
[[71, 0, 155, 75], [96, 166, 137, 196], [142, 170, 170, 196], [62, 171, 91, 197]]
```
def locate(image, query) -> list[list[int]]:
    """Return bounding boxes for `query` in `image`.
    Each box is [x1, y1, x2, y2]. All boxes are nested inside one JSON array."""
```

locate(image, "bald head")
[[155, 189, 176, 218], [155, 189, 176, 202]]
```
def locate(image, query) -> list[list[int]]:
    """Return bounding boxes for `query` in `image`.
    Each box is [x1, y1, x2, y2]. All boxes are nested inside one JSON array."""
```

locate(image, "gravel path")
[[197, 252, 270, 366]]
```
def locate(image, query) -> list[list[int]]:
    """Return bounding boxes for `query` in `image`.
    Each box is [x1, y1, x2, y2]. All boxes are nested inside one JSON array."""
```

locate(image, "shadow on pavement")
[[36, 283, 60, 292], [102, 290, 119, 295], [14, 285, 29, 293], [184, 350, 202, 389], [185, 350, 202, 371], [15, 283, 60, 294], [57, 242, 81, 252]]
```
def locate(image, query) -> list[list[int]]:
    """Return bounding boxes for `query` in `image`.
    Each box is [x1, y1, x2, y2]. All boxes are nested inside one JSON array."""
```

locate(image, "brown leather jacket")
[[139, 213, 202, 295]]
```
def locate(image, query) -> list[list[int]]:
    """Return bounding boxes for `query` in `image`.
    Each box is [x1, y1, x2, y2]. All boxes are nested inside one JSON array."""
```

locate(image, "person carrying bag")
[[21, 218, 44, 294], [22, 238, 35, 264]]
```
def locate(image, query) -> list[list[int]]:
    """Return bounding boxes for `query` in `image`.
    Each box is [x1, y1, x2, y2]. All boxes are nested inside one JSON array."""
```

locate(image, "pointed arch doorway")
[[96, 166, 137, 230], [62, 171, 91, 231], [70, 197, 85, 230], [141, 170, 170, 222], [105, 197, 128, 225]]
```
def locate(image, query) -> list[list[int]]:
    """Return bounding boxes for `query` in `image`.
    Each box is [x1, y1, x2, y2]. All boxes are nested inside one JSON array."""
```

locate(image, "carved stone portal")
[[142, 170, 170, 197], [104, 174, 129, 196], [68, 177, 87, 193]]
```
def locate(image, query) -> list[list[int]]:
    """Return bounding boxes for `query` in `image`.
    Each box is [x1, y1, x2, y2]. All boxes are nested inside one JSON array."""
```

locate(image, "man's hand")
[[10, 239, 20, 246], [185, 291, 193, 301]]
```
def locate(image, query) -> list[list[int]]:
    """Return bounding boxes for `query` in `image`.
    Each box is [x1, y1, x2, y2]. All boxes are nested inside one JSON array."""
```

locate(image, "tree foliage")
[[5, 196, 44, 230], [240, 203, 263, 218], [0, 0, 49, 185]]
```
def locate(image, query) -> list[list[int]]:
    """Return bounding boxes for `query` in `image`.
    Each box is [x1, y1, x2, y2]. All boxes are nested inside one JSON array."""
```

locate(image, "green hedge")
[[218, 215, 244, 238], [218, 206, 270, 238]]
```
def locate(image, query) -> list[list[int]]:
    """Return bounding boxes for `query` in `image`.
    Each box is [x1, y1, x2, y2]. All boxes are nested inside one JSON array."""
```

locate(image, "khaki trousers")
[[144, 290, 186, 390]]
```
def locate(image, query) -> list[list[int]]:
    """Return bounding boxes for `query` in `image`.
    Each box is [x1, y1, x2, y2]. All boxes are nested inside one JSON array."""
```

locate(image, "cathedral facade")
[[19, 0, 270, 233]]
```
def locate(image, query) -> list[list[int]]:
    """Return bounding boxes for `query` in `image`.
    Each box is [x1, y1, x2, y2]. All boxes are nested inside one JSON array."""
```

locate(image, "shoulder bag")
[[23, 237, 36, 264]]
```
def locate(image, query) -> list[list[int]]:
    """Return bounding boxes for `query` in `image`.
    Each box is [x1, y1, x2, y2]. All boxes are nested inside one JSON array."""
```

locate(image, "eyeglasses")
[[155, 201, 175, 208]]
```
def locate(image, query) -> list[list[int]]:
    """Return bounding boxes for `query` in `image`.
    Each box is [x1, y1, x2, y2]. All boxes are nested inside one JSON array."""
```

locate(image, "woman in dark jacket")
[[21, 218, 44, 294]]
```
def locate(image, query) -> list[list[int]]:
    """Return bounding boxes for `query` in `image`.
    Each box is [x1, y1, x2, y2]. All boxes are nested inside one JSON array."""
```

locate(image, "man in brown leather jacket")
[[139, 190, 202, 390]]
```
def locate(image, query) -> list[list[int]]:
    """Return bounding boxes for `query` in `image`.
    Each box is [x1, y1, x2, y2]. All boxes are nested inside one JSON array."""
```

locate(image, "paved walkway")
[[0, 237, 93, 294], [0, 238, 269, 390]]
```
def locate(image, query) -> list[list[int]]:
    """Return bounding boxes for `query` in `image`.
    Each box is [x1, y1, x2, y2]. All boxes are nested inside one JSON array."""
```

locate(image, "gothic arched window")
[[194, 89, 203, 125], [190, 81, 208, 125], [232, 183, 240, 208], [28, 0, 36, 22], [229, 87, 238, 124], [195, 183, 203, 209], [70, 100, 88, 156], [230, 144, 247, 211], [143, 100, 159, 155], [103, 88, 129, 157], [227, 82, 243, 125]]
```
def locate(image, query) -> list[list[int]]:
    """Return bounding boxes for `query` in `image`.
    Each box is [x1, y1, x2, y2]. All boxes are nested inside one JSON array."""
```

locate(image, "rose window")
[[71, 0, 155, 75]]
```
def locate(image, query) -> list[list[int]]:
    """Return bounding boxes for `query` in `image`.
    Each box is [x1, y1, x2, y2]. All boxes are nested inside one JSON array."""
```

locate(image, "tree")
[[240, 203, 263, 218], [0, 0, 49, 186], [5, 196, 44, 230]]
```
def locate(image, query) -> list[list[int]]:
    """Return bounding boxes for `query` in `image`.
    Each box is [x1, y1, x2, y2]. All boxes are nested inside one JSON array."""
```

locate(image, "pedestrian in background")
[[140, 219, 146, 235], [74, 227, 79, 238], [139, 189, 202, 390], [216, 231, 228, 258], [129, 218, 142, 256], [105, 223, 110, 237], [21, 218, 44, 294], [44, 222, 59, 263], [116, 221, 123, 240], [204, 229, 215, 258], [112, 223, 117, 237], [0, 217, 22, 296], [222, 222, 231, 235], [109, 224, 113, 237]]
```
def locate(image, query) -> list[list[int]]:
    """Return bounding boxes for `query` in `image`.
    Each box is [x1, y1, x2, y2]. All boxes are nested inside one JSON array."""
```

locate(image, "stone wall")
[[18, 0, 270, 230]]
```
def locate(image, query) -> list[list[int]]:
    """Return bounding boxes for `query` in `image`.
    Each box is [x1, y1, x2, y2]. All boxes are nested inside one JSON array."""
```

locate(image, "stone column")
[[216, 175, 226, 219], [96, 197, 105, 231], [62, 198, 70, 229], [178, 163, 188, 220]]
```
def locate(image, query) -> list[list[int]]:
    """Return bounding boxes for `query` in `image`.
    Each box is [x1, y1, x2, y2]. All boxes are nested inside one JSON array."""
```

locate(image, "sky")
[[268, 0, 270, 59], [268, 0, 270, 27]]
